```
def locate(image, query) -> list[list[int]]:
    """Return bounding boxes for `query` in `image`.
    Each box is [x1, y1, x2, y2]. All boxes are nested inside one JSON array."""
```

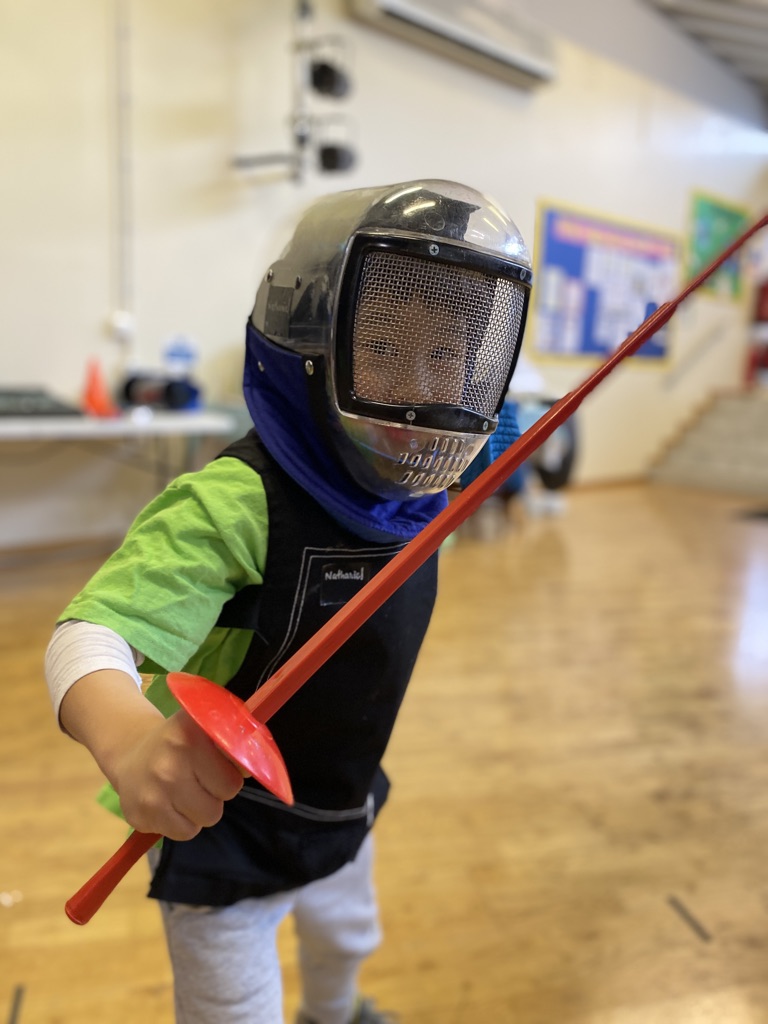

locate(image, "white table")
[[0, 408, 238, 442], [0, 408, 240, 485]]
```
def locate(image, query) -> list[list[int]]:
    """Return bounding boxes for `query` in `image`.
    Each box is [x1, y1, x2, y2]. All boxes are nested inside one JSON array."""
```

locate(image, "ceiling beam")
[[648, 0, 768, 31], [673, 13, 768, 45]]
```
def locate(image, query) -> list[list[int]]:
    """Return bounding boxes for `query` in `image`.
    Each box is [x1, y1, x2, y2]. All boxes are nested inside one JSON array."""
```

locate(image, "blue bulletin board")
[[533, 204, 680, 360]]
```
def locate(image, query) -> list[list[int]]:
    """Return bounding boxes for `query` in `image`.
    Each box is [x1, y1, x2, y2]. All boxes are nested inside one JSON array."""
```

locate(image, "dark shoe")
[[351, 997, 399, 1024], [296, 995, 399, 1024]]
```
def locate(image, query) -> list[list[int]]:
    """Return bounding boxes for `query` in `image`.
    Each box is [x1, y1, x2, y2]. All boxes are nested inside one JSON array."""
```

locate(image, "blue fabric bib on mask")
[[242, 323, 449, 542]]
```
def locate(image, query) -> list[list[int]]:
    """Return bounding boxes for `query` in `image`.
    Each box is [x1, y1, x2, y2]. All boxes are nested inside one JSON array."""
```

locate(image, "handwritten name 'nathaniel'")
[[324, 568, 366, 582]]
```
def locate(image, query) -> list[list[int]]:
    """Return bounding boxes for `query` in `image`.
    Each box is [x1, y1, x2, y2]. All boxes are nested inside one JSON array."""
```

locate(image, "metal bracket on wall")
[[232, 1, 355, 184]]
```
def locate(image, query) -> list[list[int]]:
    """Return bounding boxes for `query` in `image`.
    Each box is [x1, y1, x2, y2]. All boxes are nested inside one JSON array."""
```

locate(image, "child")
[[45, 179, 532, 1024]]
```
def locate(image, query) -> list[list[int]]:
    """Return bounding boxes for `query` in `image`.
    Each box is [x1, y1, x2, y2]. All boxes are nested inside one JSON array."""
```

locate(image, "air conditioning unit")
[[347, 0, 556, 90]]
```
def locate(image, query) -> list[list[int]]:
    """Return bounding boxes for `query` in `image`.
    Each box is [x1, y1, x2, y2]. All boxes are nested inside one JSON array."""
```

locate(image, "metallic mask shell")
[[250, 179, 532, 499]]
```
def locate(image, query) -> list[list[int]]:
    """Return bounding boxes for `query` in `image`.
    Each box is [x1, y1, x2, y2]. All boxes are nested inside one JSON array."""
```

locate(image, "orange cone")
[[82, 359, 119, 417]]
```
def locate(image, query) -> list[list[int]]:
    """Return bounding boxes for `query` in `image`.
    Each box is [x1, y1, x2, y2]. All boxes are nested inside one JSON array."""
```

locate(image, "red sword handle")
[[66, 830, 159, 925]]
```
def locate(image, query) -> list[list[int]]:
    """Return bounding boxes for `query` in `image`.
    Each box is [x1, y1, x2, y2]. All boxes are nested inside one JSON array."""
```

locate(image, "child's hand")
[[111, 709, 245, 840], [59, 668, 245, 842]]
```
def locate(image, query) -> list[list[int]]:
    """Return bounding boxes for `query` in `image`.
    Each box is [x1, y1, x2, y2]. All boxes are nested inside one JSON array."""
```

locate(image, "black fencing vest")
[[149, 431, 438, 905]]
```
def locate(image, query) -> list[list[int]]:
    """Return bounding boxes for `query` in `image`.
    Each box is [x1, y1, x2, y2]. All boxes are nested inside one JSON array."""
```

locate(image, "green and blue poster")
[[688, 193, 749, 300]]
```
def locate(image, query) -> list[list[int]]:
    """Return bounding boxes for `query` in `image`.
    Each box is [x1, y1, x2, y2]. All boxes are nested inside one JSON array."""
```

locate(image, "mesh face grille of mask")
[[351, 250, 526, 418]]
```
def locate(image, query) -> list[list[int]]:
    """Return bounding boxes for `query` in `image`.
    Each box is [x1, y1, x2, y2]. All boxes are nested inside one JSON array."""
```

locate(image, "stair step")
[[650, 392, 768, 495]]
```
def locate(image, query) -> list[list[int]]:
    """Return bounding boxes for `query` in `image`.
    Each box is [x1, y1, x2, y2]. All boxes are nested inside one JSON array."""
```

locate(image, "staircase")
[[650, 390, 768, 495]]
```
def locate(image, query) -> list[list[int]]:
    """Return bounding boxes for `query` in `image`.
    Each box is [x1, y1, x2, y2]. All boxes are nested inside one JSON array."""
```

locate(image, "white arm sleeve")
[[44, 620, 145, 725]]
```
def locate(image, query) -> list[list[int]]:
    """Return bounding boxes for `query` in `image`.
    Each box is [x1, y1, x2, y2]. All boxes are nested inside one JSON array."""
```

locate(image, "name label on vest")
[[320, 561, 371, 606]]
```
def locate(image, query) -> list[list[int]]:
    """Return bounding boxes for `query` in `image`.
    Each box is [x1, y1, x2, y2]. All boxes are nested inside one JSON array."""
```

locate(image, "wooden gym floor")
[[3, 481, 768, 1023]]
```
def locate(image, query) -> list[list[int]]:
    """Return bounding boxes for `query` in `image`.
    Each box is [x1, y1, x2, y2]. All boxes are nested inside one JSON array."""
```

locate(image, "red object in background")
[[755, 279, 768, 322], [82, 359, 119, 417], [745, 278, 768, 386]]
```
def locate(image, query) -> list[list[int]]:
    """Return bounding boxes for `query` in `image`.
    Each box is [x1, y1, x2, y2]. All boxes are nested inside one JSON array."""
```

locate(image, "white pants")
[[154, 834, 381, 1024]]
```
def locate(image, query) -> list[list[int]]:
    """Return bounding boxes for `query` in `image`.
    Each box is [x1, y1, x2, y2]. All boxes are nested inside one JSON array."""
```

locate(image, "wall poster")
[[533, 203, 679, 360], [688, 192, 749, 300]]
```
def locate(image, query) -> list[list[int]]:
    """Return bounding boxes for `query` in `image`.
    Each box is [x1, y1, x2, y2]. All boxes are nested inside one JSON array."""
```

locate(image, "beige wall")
[[1, 0, 767, 548]]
